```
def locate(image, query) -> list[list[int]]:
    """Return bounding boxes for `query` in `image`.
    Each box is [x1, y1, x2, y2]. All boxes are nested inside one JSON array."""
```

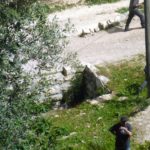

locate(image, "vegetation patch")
[[0, 1, 76, 149], [85, 0, 119, 5], [44, 55, 150, 150], [48, 4, 76, 13], [97, 55, 146, 97], [116, 6, 144, 14], [116, 7, 128, 14], [42, 0, 121, 13], [136, 141, 150, 150]]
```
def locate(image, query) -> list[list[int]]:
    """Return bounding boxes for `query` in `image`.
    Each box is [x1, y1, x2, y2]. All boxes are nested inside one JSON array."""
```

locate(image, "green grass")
[[45, 97, 150, 150], [48, 4, 76, 13], [42, 0, 120, 12], [43, 55, 150, 150], [116, 7, 128, 14], [116, 6, 144, 14], [97, 55, 146, 97], [86, 0, 119, 5]]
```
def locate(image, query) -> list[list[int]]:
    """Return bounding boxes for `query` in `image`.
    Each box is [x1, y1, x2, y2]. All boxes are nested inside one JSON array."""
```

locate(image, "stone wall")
[[23, 60, 110, 109], [50, 64, 110, 109]]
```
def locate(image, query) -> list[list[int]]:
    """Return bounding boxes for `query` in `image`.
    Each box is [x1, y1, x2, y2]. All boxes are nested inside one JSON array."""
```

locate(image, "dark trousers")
[[125, 8, 145, 29], [116, 147, 130, 150]]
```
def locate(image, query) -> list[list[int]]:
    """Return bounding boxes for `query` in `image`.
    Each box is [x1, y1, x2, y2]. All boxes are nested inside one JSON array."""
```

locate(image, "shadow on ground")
[[107, 26, 143, 34]]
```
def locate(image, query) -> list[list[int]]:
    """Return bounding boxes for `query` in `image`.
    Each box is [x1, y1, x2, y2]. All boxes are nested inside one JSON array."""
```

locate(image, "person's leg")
[[125, 143, 130, 150], [133, 8, 145, 27], [125, 11, 134, 31]]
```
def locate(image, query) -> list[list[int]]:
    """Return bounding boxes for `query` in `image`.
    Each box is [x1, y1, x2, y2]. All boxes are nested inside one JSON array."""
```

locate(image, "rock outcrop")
[[81, 66, 109, 99], [51, 64, 110, 109]]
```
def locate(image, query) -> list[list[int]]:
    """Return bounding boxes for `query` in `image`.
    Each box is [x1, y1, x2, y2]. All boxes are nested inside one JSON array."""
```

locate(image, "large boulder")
[[81, 66, 110, 99]]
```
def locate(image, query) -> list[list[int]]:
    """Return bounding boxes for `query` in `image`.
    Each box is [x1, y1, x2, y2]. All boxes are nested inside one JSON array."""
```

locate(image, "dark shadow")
[[104, 96, 150, 118], [126, 83, 140, 95], [106, 26, 124, 34], [106, 26, 143, 34], [128, 27, 143, 31]]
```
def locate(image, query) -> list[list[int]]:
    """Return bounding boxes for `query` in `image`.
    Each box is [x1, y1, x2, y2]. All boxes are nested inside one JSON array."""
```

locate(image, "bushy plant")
[[17, 117, 70, 150], [0, 1, 77, 149], [136, 141, 150, 150]]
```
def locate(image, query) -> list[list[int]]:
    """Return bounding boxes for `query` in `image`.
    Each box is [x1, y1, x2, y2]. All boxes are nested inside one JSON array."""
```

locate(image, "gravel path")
[[66, 18, 145, 65], [48, 0, 130, 34]]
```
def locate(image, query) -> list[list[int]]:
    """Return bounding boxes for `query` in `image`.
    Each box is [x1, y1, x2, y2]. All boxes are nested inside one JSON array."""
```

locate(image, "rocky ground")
[[131, 103, 150, 144], [48, 0, 149, 144]]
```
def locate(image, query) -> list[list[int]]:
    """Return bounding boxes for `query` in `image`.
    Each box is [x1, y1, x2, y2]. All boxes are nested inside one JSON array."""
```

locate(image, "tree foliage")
[[0, 1, 77, 149]]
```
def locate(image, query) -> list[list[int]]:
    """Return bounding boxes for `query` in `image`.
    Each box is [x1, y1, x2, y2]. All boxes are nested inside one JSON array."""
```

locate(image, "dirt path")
[[131, 104, 150, 144], [48, 0, 129, 34], [66, 18, 145, 65]]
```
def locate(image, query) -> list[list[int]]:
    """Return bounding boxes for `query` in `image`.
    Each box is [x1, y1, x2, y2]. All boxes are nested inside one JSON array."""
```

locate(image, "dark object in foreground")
[[125, 0, 145, 31], [109, 116, 132, 150]]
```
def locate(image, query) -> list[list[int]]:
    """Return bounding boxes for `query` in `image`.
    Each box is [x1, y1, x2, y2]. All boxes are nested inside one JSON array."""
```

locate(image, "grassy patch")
[[40, 1, 76, 13], [116, 6, 144, 14], [45, 97, 150, 150], [48, 4, 76, 13], [43, 55, 149, 150], [97, 55, 146, 97], [116, 7, 128, 14], [86, 0, 119, 5], [116, 7, 144, 14], [136, 141, 150, 150], [43, 0, 120, 10]]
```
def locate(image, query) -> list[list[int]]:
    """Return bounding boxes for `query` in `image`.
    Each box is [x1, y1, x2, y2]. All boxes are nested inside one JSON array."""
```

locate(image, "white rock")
[[61, 82, 71, 91], [97, 94, 113, 101], [49, 85, 62, 95], [54, 115, 59, 118], [70, 132, 77, 136], [89, 100, 99, 105], [22, 60, 38, 74], [118, 96, 128, 101], [97, 117, 103, 121], [50, 94, 63, 100], [80, 62, 97, 72], [98, 75, 110, 84]]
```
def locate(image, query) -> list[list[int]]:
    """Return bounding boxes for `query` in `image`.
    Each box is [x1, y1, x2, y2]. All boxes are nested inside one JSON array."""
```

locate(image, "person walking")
[[109, 116, 132, 150], [125, 0, 145, 31]]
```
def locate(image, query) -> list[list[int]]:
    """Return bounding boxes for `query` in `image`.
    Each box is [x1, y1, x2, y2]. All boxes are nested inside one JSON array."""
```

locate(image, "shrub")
[[0, 1, 77, 149], [136, 141, 150, 150]]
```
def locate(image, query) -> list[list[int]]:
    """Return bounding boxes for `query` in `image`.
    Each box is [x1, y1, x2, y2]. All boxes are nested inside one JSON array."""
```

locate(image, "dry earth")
[[66, 18, 145, 65]]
